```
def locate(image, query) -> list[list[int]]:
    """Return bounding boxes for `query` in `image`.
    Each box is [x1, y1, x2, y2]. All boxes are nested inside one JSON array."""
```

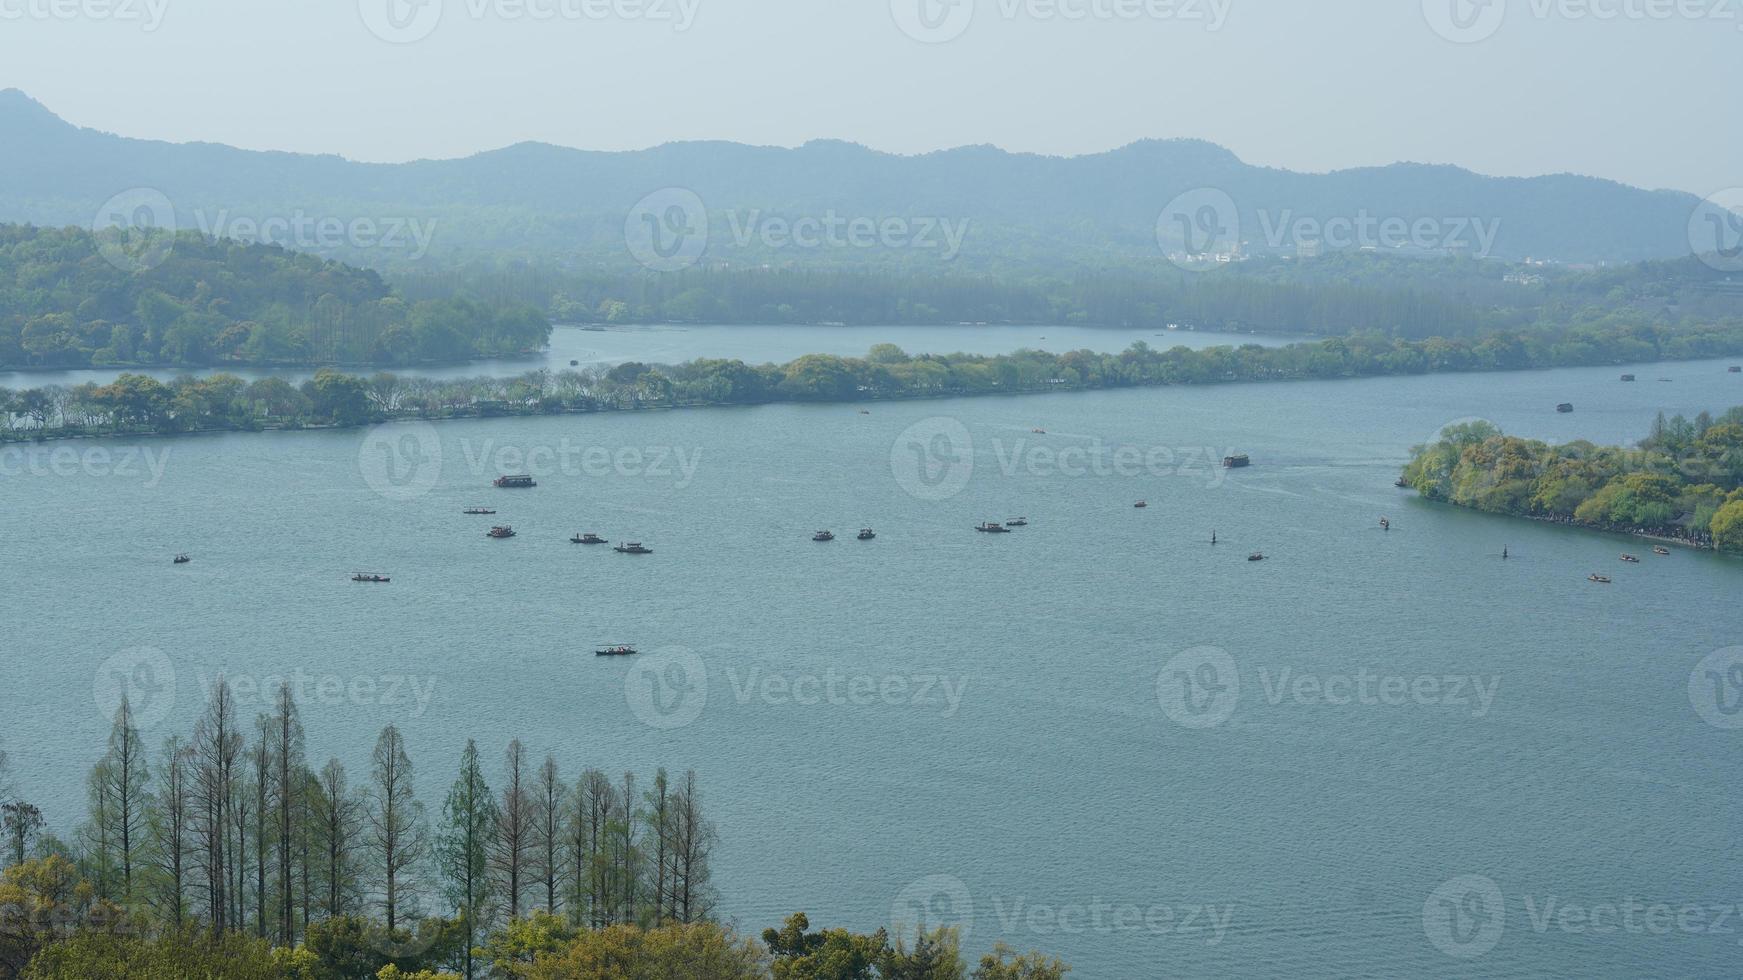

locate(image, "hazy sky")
[[2, 0, 1737, 194]]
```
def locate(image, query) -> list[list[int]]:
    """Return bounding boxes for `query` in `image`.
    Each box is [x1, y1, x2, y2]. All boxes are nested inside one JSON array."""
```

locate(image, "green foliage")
[[22, 928, 292, 979], [476, 911, 577, 977], [1403, 408, 1743, 551], [762, 913, 974, 980], [970, 944, 1071, 980], [1572, 472, 1681, 526], [0, 225, 549, 369], [13, 320, 1743, 446], [1712, 499, 1743, 552], [300, 915, 462, 980], [518, 922, 767, 979]]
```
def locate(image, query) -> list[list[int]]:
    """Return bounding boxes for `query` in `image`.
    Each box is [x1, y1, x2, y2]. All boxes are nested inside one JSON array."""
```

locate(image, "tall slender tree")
[[250, 714, 272, 938], [367, 725, 427, 932], [99, 697, 150, 906], [83, 759, 118, 899], [190, 679, 242, 932], [571, 769, 615, 928], [670, 769, 717, 924], [489, 740, 531, 921], [611, 771, 640, 925], [147, 735, 193, 927], [531, 755, 567, 917], [310, 757, 363, 921], [643, 768, 672, 924], [437, 740, 499, 980], [269, 682, 306, 945]]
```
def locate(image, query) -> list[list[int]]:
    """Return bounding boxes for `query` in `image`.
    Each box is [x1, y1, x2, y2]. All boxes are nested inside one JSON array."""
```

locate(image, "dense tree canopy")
[[1403, 407, 1743, 550], [0, 225, 549, 369], [6, 320, 1743, 445]]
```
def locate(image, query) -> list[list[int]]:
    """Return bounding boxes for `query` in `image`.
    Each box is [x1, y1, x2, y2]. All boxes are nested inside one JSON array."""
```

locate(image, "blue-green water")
[[3, 358, 1741, 977]]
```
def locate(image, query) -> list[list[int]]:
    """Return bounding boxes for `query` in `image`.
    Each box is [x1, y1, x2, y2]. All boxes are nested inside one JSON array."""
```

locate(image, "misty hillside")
[[0, 88, 1705, 269]]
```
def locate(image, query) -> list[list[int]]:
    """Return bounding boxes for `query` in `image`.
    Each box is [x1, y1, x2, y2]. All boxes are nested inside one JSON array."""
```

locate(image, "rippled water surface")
[[4, 356, 1741, 977]]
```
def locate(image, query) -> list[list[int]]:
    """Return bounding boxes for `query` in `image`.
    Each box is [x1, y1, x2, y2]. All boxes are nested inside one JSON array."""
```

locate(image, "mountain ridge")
[[0, 88, 1707, 267]]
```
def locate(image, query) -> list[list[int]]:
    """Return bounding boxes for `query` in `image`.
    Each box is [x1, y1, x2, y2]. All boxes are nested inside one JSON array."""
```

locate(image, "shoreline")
[[1403, 494, 1730, 554], [10, 347, 1743, 446], [5, 349, 1741, 449]]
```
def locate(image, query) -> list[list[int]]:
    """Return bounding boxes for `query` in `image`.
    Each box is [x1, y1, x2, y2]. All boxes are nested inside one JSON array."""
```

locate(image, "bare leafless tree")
[[148, 735, 193, 927], [311, 757, 363, 920], [190, 679, 242, 932], [489, 740, 531, 921], [531, 754, 567, 916], [670, 769, 717, 924]]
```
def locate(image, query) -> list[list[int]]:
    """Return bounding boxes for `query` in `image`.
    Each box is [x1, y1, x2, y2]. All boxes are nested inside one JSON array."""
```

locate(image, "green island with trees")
[[1400, 408, 1743, 553], [5, 321, 1743, 445], [0, 689, 1066, 979]]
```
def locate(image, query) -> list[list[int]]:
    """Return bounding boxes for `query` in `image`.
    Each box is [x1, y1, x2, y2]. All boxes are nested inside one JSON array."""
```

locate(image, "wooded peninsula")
[[4, 321, 1742, 444], [1401, 409, 1743, 553]]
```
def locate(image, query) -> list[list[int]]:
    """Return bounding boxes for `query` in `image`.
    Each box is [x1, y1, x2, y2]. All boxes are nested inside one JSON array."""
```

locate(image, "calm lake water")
[[4, 357, 1741, 977], [0, 322, 1297, 389]]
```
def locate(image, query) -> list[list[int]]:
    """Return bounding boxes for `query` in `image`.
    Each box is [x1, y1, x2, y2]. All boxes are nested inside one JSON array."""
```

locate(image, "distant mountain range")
[[0, 88, 1711, 270]]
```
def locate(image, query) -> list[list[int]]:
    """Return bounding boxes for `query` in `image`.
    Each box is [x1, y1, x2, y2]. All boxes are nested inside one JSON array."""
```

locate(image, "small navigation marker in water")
[[1502, 546, 1509, 560]]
